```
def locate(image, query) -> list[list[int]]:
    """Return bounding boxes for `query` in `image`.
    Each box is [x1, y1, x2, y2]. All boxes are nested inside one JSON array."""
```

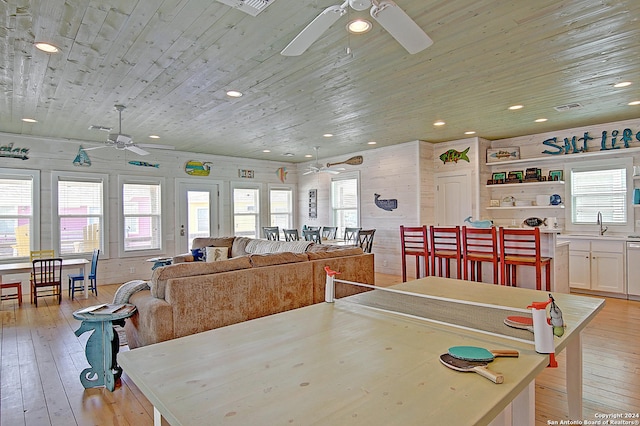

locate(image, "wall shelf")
[[486, 180, 564, 188], [486, 146, 640, 167], [486, 205, 565, 210]]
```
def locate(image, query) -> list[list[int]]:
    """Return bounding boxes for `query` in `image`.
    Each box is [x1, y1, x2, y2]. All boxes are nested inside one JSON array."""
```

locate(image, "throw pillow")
[[191, 248, 204, 261], [206, 246, 229, 262]]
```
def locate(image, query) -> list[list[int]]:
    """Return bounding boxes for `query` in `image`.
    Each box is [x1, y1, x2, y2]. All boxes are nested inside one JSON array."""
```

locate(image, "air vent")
[[553, 103, 583, 112], [215, 0, 275, 16]]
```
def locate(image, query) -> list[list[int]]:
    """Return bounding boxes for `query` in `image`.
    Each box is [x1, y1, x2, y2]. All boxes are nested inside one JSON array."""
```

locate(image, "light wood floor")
[[1, 274, 638, 425]]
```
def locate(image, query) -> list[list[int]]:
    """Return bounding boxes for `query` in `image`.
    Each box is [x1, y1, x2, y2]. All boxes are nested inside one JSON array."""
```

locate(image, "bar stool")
[[429, 226, 462, 278], [400, 225, 429, 282], [461, 226, 499, 284], [499, 227, 551, 291]]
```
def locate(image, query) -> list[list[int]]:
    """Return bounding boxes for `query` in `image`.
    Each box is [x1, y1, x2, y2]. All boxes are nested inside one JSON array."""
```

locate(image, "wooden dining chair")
[[262, 226, 280, 241], [302, 229, 322, 244], [429, 225, 462, 279], [461, 226, 499, 284], [499, 227, 551, 291], [0, 280, 22, 305], [31, 258, 63, 307], [321, 226, 338, 239], [357, 229, 376, 253], [30, 249, 55, 260], [283, 229, 300, 241], [344, 227, 361, 244], [400, 225, 429, 282], [68, 249, 100, 299]]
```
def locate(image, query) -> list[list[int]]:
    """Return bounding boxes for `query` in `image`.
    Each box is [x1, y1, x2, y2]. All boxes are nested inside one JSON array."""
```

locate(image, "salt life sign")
[[541, 127, 640, 155]]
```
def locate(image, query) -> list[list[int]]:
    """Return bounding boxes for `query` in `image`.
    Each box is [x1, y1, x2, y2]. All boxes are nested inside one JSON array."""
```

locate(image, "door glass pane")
[[187, 191, 210, 247]]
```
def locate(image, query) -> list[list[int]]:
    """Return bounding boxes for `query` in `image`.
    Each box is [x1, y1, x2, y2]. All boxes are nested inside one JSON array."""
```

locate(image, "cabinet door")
[[591, 251, 625, 293], [569, 249, 591, 289]]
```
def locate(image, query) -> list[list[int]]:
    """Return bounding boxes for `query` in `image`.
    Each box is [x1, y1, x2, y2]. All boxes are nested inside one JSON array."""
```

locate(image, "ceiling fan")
[[281, 0, 433, 56], [86, 105, 175, 156], [303, 146, 344, 175]]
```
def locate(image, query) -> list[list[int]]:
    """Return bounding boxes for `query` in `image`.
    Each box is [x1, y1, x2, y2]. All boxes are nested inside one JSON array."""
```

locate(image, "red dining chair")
[[499, 227, 551, 291], [430, 226, 462, 278], [400, 226, 429, 282], [461, 226, 499, 284]]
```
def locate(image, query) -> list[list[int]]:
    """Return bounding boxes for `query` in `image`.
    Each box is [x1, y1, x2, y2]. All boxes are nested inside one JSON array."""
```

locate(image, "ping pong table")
[[118, 275, 604, 426]]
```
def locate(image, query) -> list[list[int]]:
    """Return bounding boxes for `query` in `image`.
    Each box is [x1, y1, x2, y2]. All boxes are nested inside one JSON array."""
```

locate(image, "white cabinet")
[[564, 238, 625, 294]]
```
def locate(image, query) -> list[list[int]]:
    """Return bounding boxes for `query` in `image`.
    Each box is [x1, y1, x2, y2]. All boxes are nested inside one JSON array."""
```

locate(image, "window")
[[331, 173, 359, 233], [269, 187, 294, 230], [53, 172, 107, 255], [0, 169, 39, 259], [233, 186, 260, 238], [122, 179, 163, 253], [566, 159, 632, 232]]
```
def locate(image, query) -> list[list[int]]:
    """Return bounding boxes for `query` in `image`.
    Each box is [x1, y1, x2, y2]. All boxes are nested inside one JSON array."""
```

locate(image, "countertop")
[[558, 233, 640, 241]]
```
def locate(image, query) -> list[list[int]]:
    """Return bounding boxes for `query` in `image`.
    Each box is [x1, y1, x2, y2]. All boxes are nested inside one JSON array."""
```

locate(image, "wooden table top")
[[0, 258, 89, 274], [119, 276, 604, 426]]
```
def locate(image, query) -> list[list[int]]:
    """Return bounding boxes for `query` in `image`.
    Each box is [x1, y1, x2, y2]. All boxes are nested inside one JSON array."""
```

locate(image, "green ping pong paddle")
[[439, 353, 504, 384], [448, 346, 519, 362]]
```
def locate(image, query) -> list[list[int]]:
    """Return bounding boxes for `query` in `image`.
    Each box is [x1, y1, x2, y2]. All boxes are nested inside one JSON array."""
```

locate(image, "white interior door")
[[435, 171, 472, 226], [176, 180, 219, 252]]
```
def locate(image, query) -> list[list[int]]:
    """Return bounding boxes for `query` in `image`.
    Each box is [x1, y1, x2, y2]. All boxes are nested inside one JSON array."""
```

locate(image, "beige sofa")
[[125, 237, 375, 349]]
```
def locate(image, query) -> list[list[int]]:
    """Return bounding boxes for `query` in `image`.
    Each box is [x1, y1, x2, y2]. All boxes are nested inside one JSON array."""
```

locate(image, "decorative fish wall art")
[[374, 193, 398, 211], [73, 146, 91, 166], [0, 143, 29, 160], [439, 147, 470, 164], [185, 160, 212, 176], [276, 167, 288, 183], [523, 217, 547, 227], [129, 160, 159, 168]]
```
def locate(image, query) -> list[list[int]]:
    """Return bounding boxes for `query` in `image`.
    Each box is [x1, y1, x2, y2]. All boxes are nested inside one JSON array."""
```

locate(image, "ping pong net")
[[327, 276, 536, 344]]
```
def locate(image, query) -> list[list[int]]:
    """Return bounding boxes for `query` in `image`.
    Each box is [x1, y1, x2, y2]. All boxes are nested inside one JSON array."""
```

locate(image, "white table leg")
[[566, 332, 583, 418], [154, 407, 163, 426]]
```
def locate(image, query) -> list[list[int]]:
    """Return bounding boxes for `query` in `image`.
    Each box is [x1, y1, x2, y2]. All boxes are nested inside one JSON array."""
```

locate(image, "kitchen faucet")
[[596, 211, 608, 235]]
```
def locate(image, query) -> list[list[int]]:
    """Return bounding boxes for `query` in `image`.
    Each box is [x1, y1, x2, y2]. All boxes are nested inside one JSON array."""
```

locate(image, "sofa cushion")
[[206, 246, 229, 262], [249, 252, 309, 268], [150, 255, 252, 299], [231, 236, 253, 257], [245, 239, 312, 254], [306, 247, 364, 260]]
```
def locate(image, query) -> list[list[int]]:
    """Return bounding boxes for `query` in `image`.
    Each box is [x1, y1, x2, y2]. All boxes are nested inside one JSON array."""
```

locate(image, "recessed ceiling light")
[[346, 19, 372, 34], [433, 121, 445, 126], [149, 135, 160, 139], [464, 131, 476, 135], [34, 42, 59, 53], [226, 90, 243, 98], [628, 101, 640, 106], [367, 141, 377, 145], [262, 149, 271, 153], [323, 133, 333, 138], [535, 118, 548, 122], [508, 105, 524, 110], [282, 152, 294, 157], [613, 81, 632, 88], [305, 154, 313, 158], [21, 118, 37, 123]]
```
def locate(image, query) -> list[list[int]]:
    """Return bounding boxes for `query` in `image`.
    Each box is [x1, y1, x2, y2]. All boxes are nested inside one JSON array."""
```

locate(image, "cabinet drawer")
[[567, 240, 590, 251], [591, 240, 624, 253]]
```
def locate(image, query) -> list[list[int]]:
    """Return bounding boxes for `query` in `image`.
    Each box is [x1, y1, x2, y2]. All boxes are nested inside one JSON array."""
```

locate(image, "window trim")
[[118, 175, 166, 258], [330, 171, 360, 231], [564, 158, 633, 234], [0, 168, 40, 260], [231, 182, 263, 239], [268, 184, 296, 230], [52, 171, 109, 258]]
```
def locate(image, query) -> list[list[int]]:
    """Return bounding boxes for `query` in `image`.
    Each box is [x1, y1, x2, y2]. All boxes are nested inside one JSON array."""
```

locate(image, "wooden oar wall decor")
[[326, 155, 363, 168]]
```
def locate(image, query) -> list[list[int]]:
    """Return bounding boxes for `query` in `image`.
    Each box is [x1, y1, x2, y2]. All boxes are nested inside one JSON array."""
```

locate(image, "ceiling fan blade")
[[303, 170, 315, 175], [82, 145, 109, 151], [125, 145, 150, 156], [370, 0, 433, 54], [281, 4, 346, 56], [323, 169, 341, 175], [136, 143, 176, 150]]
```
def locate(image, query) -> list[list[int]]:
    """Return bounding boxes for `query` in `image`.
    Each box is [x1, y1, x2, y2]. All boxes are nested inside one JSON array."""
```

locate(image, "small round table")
[[73, 304, 137, 391]]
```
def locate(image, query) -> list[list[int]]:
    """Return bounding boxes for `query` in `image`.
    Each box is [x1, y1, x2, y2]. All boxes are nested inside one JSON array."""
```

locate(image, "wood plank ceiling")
[[1, 0, 639, 162]]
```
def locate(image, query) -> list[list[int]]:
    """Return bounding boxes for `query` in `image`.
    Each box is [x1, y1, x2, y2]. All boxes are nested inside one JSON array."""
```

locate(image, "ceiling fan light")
[[34, 42, 59, 53], [347, 19, 372, 34]]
